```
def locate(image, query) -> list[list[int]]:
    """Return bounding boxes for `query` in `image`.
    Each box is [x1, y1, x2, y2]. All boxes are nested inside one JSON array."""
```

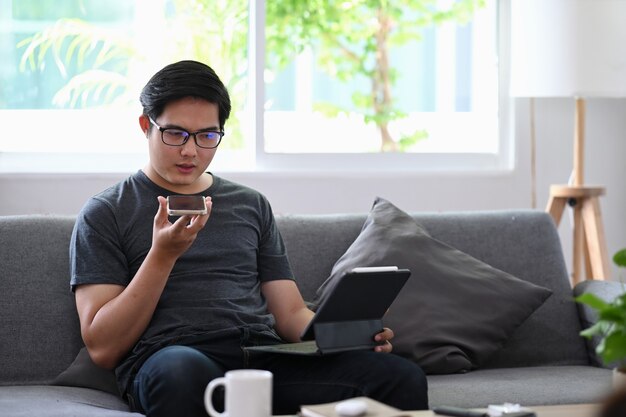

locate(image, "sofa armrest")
[[573, 280, 625, 368]]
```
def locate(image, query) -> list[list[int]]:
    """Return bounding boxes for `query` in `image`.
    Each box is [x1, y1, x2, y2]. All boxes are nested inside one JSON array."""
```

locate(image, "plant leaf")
[[580, 320, 612, 339], [600, 331, 626, 364], [575, 293, 610, 311], [614, 248, 626, 268], [598, 306, 626, 324]]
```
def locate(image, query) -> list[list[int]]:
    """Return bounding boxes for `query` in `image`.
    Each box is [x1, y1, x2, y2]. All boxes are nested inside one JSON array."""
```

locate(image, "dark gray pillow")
[[52, 347, 120, 396], [315, 197, 552, 374]]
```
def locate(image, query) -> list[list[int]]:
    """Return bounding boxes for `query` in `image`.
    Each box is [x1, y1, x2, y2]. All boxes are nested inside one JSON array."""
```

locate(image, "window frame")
[[253, 0, 513, 173], [0, 0, 512, 175]]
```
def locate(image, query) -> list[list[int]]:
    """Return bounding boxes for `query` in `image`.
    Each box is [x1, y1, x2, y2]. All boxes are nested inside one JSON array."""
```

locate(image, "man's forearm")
[[275, 307, 315, 342], [78, 249, 176, 369]]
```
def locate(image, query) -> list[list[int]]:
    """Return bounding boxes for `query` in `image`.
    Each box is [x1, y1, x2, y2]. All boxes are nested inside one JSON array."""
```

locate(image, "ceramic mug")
[[204, 369, 273, 417]]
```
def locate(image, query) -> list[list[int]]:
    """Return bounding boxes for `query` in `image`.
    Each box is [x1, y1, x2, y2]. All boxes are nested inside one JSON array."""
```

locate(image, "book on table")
[[300, 396, 410, 417]]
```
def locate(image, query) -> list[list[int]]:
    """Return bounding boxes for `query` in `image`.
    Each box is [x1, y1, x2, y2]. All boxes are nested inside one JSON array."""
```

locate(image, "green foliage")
[[313, 102, 350, 118], [18, 18, 132, 77], [16, 0, 486, 152], [266, 0, 485, 151], [16, 0, 248, 149], [17, 18, 134, 109], [364, 108, 407, 126], [12, 0, 132, 21], [577, 248, 626, 370], [614, 249, 626, 268], [52, 70, 131, 108], [398, 130, 429, 152]]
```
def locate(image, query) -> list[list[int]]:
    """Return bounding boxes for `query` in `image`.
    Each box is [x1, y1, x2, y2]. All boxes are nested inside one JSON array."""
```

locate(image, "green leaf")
[[312, 102, 348, 118], [580, 320, 612, 339], [614, 248, 626, 268], [265, 0, 485, 150], [575, 293, 610, 311], [352, 92, 372, 109], [397, 130, 428, 152], [598, 306, 626, 324], [599, 331, 626, 364]]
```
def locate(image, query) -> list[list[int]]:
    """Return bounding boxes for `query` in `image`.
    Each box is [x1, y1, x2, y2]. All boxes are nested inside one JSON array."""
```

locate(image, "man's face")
[[141, 96, 220, 193]]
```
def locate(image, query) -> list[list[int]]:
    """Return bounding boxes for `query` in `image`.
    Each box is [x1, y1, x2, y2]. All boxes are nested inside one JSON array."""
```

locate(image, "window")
[[0, 0, 506, 173]]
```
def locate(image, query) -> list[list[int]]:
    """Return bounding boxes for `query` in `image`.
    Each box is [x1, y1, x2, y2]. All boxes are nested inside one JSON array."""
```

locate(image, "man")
[[70, 60, 428, 417]]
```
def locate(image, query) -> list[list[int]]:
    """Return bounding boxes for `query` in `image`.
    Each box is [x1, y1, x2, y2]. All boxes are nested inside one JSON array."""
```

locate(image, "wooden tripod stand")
[[545, 99, 610, 285]]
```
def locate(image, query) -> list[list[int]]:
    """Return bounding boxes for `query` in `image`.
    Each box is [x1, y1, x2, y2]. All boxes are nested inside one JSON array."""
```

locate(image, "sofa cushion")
[[427, 365, 612, 408], [52, 347, 120, 396], [0, 215, 83, 385], [0, 385, 136, 416], [314, 197, 552, 374], [277, 214, 368, 300]]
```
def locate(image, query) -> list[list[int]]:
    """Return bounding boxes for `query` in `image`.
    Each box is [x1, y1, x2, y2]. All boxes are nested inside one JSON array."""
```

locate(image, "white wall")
[[1, 98, 625, 278], [526, 98, 626, 281]]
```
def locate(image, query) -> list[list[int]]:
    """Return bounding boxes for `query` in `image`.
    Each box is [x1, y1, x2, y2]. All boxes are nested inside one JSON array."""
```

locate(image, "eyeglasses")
[[149, 117, 224, 149]]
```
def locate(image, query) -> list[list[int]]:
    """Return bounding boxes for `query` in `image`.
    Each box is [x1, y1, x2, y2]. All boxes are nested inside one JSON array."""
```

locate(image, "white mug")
[[204, 369, 273, 417]]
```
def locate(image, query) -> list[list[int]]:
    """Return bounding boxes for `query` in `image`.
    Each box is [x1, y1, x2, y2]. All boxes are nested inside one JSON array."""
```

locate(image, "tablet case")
[[247, 267, 411, 355]]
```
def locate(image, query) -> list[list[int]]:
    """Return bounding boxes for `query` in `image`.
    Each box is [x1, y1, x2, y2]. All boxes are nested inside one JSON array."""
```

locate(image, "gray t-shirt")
[[70, 170, 293, 392]]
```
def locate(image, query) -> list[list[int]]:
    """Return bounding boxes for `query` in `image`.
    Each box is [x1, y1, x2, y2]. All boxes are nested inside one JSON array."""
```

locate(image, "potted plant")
[[576, 248, 626, 387]]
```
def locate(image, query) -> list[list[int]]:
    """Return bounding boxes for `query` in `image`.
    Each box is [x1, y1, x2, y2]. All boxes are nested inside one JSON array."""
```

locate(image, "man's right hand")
[[151, 195, 212, 260]]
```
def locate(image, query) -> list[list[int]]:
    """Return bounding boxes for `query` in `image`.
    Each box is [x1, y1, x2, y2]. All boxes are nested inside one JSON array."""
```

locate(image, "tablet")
[[300, 266, 411, 340]]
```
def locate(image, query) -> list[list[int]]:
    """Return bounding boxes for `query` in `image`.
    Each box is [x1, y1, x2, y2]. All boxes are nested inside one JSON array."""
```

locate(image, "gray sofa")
[[0, 210, 617, 416]]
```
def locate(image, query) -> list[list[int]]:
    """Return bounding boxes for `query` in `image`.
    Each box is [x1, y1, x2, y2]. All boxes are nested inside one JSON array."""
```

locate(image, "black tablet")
[[300, 267, 411, 341]]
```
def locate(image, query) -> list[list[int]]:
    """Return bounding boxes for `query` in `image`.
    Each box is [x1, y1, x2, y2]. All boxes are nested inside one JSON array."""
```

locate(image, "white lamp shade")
[[510, 0, 626, 98]]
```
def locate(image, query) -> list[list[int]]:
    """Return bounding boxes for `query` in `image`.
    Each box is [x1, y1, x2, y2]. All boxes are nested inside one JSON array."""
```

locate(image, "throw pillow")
[[314, 197, 552, 374], [52, 347, 120, 396]]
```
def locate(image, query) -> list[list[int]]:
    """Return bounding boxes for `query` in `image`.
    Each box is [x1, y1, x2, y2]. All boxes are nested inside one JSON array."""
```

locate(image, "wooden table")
[[403, 403, 599, 417], [280, 403, 600, 417]]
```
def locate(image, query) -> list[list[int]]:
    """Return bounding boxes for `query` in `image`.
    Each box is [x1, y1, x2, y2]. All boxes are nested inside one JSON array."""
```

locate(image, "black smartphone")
[[166, 195, 207, 216]]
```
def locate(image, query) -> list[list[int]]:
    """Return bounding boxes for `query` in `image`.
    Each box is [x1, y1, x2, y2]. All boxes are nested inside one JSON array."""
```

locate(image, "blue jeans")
[[129, 329, 428, 417]]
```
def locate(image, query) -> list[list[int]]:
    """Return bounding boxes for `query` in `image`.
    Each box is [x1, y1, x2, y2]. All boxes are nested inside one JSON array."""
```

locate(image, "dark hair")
[[140, 60, 231, 130]]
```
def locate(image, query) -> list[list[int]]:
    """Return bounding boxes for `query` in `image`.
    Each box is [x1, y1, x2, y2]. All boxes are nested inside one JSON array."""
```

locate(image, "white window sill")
[[0, 151, 514, 179]]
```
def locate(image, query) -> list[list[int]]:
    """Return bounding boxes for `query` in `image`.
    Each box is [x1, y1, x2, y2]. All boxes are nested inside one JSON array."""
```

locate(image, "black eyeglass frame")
[[148, 117, 225, 149]]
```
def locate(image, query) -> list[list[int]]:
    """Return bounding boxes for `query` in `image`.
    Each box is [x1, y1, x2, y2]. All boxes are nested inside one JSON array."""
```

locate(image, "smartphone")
[[166, 195, 207, 216]]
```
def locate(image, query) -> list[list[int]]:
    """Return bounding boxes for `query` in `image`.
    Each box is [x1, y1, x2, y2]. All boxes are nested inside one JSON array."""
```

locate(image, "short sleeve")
[[256, 198, 294, 283], [70, 197, 131, 290]]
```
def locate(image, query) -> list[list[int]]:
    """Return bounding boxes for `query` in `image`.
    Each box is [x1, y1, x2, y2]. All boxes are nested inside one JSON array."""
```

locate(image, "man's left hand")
[[374, 327, 394, 353]]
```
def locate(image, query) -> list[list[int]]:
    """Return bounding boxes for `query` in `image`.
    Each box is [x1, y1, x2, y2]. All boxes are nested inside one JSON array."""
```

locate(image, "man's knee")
[[132, 346, 226, 415], [374, 354, 429, 410], [146, 346, 221, 385]]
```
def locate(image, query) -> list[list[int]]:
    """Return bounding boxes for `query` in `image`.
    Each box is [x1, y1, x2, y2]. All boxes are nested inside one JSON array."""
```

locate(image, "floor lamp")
[[509, 0, 626, 285]]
